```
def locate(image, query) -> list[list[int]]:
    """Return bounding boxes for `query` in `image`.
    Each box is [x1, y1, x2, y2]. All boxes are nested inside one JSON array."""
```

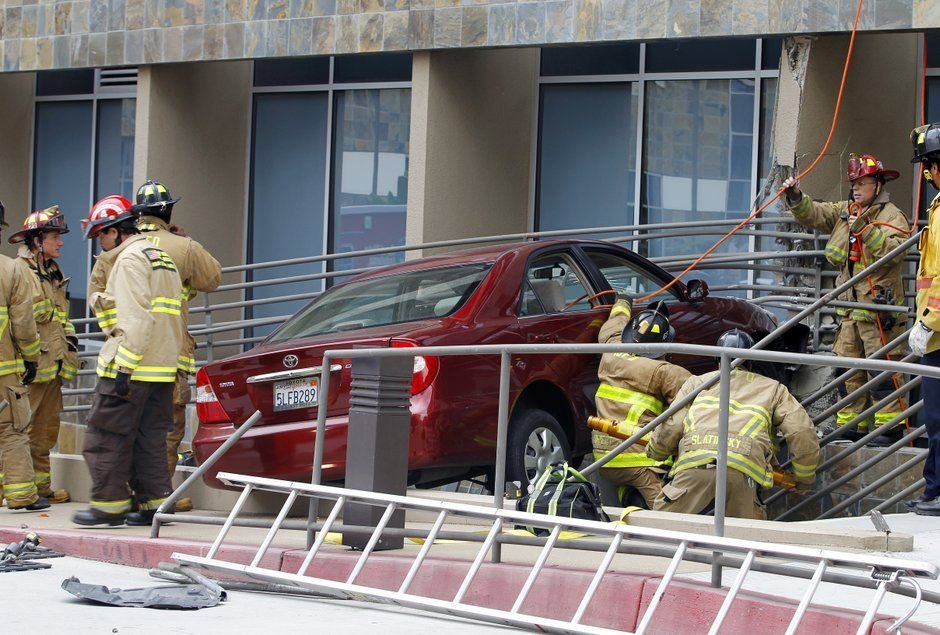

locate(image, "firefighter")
[[72, 196, 183, 527], [647, 329, 819, 520], [593, 297, 691, 508], [782, 154, 910, 436], [133, 180, 221, 511], [7, 206, 78, 504], [907, 123, 940, 515], [0, 199, 47, 511]]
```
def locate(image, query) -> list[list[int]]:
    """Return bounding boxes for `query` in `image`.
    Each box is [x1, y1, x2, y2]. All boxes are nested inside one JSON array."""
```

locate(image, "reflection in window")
[[248, 93, 329, 338], [538, 84, 638, 235], [332, 89, 410, 273], [642, 79, 753, 295], [33, 101, 93, 313], [96, 99, 136, 200], [521, 254, 592, 315], [583, 249, 677, 305]]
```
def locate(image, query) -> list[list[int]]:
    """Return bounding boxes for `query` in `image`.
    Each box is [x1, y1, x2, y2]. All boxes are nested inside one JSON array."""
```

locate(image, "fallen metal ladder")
[[174, 473, 938, 635]]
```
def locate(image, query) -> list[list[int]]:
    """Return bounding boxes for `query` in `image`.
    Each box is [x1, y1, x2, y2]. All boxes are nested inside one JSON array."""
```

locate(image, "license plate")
[[273, 377, 319, 412]]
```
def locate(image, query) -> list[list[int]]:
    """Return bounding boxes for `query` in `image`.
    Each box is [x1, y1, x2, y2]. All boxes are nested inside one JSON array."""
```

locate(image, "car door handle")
[[528, 334, 557, 343]]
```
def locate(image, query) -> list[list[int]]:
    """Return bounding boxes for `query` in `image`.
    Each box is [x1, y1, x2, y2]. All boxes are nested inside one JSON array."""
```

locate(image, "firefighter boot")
[[125, 508, 174, 526], [39, 488, 71, 504], [72, 508, 126, 526], [9, 497, 50, 511]]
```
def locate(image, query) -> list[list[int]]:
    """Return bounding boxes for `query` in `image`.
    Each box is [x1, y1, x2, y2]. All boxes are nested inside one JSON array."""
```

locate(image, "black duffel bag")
[[516, 462, 609, 534]]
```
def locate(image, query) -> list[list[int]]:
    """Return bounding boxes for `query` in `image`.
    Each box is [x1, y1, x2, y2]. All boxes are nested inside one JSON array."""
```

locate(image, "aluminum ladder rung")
[[297, 496, 346, 576], [346, 502, 398, 585], [784, 559, 828, 635], [511, 524, 562, 614], [708, 549, 756, 635], [251, 489, 298, 567]]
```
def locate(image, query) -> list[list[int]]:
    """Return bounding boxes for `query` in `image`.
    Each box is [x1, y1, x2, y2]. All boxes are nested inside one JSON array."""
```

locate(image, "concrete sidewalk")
[[2, 496, 939, 633]]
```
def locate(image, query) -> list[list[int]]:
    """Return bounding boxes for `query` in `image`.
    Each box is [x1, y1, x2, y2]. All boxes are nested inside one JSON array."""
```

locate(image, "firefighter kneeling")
[[646, 330, 820, 520], [71, 196, 183, 527], [592, 296, 690, 508]]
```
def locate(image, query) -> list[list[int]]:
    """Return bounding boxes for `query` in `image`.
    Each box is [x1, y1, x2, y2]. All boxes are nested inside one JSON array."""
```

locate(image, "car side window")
[[520, 254, 594, 316], [584, 250, 678, 305]]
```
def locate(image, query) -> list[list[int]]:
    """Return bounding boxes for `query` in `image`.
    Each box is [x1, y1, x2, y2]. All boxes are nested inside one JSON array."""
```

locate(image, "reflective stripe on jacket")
[[0, 255, 41, 375], [91, 235, 184, 382], [789, 192, 909, 324], [17, 246, 78, 382], [594, 299, 691, 468], [138, 216, 221, 375], [916, 193, 940, 353], [647, 368, 820, 487]]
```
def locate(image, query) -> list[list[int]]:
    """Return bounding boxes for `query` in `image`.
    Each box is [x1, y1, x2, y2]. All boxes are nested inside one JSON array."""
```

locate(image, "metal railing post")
[[712, 353, 731, 588], [203, 292, 214, 362], [307, 355, 333, 550], [492, 350, 511, 564], [151, 409, 263, 537]]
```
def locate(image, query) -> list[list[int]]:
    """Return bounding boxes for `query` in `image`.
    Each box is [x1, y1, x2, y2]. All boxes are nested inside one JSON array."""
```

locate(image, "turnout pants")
[[600, 466, 664, 509], [0, 373, 38, 508], [165, 371, 192, 479], [652, 465, 767, 520], [920, 350, 940, 500], [82, 378, 173, 515], [835, 319, 906, 429], [27, 378, 63, 496]]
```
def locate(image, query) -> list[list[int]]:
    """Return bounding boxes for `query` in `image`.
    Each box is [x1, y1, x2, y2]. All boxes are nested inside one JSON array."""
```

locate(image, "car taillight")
[[195, 368, 231, 423], [390, 339, 440, 395]]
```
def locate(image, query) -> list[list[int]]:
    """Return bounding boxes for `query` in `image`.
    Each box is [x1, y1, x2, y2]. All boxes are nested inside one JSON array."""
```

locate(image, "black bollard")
[[342, 355, 413, 550]]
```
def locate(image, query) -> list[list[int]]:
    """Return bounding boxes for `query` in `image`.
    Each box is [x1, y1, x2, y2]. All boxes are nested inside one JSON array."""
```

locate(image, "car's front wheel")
[[506, 409, 572, 486]]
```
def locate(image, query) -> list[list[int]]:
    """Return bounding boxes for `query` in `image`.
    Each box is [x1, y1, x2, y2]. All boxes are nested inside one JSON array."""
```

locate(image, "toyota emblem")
[[282, 354, 299, 369]]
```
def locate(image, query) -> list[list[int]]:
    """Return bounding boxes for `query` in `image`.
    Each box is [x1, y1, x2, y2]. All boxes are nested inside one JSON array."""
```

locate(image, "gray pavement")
[[5, 555, 514, 634]]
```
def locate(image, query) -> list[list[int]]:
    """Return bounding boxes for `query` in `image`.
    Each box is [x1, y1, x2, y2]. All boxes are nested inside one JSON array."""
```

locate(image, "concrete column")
[[774, 33, 920, 215], [406, 48, 538, 256], [0, 72, 35, 258], [134, 60, 252, 271]]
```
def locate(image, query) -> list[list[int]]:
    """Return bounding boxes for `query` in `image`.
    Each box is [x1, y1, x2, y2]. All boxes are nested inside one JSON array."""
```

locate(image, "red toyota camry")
[[193, 239, 804, 489]]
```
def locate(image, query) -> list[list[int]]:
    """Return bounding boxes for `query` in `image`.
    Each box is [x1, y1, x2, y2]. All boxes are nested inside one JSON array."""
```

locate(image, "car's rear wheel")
[[506, 409, 572, 486]]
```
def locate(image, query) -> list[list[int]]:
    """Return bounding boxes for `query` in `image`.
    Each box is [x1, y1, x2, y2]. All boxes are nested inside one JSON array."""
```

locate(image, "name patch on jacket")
[[143, 248, 177, 272]]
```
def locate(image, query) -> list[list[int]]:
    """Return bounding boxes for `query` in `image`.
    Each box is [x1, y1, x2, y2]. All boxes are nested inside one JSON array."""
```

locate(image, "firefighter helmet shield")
[[912, 124, 940, 163], [83, 195, 134, 239], [622, 301, 675, 358], [135, 180, 179, 214], [8, 206, 70, 244], [846, 153, 899, 183]]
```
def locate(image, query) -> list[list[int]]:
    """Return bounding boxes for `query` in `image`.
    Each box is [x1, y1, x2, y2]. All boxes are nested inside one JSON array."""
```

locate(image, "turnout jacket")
[[17, 246, 78, 382], [91, 235, 184, 382], [0, 254, 41, 375], [787, 191, 909, 322], [916, 191, 940, 354], [593, 299, 692, 468], [647, 369, 819, 487], [137, 215, 221, 374]]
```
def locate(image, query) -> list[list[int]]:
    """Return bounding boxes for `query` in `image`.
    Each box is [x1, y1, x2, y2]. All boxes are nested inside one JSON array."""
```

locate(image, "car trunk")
[[204, 321, 445, 427]]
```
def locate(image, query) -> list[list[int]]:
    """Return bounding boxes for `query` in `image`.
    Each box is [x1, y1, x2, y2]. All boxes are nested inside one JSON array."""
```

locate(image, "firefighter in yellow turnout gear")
[[7, 206, 78, 504], [0, 199, 46, 510], [783, 154, 910, 433], [593, 296, 691, 508], [134, 180, 221, 495], [72, 196, 184, 527], [648, 330, 819, 520]]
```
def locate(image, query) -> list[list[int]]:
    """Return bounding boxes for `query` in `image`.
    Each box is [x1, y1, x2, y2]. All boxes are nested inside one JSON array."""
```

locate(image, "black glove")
[[872, 288, 897, 330], [22, 361, 37, 386], [66, 335, 79, 353], [114, 371, 131, 397]]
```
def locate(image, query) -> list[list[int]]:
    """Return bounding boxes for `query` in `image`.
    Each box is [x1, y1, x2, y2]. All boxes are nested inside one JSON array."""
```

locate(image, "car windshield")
[[269, 263, 493, 341]]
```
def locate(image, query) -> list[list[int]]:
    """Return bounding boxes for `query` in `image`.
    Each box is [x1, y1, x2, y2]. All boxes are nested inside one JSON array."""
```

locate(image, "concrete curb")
[[2, 526, 937, 634]]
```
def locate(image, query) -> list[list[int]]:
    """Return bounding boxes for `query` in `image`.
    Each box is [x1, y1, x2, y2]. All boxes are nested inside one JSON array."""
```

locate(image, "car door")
[[577, 244, 719, 373]]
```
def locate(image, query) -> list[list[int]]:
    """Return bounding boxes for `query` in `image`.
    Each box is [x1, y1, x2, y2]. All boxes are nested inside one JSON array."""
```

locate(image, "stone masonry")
[[0, 0, 938, 72]]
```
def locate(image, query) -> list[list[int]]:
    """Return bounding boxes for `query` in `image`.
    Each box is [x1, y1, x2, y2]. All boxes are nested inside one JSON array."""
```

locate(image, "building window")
[[247, 54, 411, 335], [32, 70, 136, 320], [536, 40, 779, 296]]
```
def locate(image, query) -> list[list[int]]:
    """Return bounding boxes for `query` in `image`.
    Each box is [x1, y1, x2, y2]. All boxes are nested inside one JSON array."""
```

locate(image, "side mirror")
[[686, 279, 709, 302]]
